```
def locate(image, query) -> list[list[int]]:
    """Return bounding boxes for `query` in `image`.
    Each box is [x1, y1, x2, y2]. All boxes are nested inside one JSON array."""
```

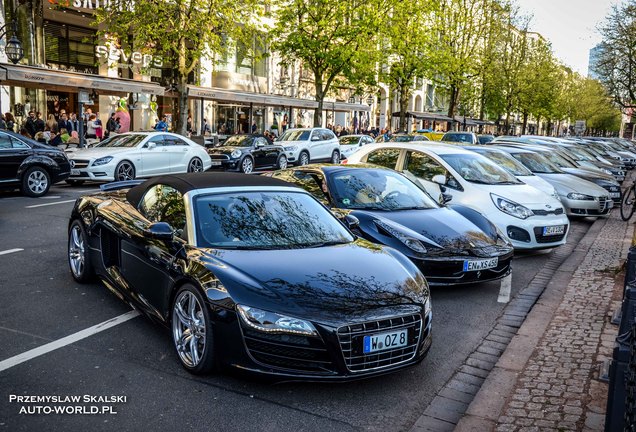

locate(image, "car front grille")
[[209, 154, 230, 160], [531, 208, 564, 216], [599, 196, 612, 211], [71, 159, 90, 168], [533, 225, 569, 243], [337, 314, 423, 373], [242, 328, 336, 374]]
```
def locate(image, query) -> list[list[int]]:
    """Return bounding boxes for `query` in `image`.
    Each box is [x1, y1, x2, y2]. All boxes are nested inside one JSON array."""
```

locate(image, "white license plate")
[[71, 169, 80, 175], [363, 329, 408, 354], [463, 257, 498, 272], [610, 192, 621, 198], [210, 161, 222, 166], [543, 225, 565, 236]]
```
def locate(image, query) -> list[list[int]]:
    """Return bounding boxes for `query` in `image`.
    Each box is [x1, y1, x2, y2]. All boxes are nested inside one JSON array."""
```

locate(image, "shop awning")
[[454, 116, 479, 126], [392, 111, 455, 122], [188, 85, 370, 112], [0, 64, 165, 95]]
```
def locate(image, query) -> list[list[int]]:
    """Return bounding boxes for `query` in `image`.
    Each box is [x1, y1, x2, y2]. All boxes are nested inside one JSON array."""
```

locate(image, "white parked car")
[[66, 132, 212, 184], [277, 128, 340, 165], [339, 134, 375, 159], [346, 143, 570, 250]]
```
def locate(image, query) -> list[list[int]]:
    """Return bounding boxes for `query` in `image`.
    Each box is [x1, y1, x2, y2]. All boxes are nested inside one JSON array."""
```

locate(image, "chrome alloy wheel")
[[188, 158, 203, 172], [241, 157, 254, 173], [68, 224, 85, 278], [27, 170, 48, 195], [115, 162, 135, 180], [172, 291, 207, 368]]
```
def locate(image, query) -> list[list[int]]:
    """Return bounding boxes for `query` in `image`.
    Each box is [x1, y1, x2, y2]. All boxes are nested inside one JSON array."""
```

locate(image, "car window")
[[11, 137, 30, 149], [279, 130, 310, 141], [165, 136, 189, 146], [321, 130, 335, 140], [139, 185, 187, 238], [364, 148, 401, 169], [271, 170, 330, 204], [403, 150, 463, 190], [255, 137, 268, 147], [146, 135, 166, 147], [0, 134, 12, 149], [363, 136, 373, 144]]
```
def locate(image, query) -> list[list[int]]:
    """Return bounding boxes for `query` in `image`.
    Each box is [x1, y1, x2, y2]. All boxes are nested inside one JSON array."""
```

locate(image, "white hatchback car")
[[67, 132, 212, 183], [277, 128, 341, 165], [347, 143, 570, 250]]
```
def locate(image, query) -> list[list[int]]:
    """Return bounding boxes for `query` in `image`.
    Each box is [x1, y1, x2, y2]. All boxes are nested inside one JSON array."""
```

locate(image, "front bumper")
[[413, 250, 513, 286], [68, 162, 115, 182], [208, 158, 242, 171], [561, 196, 613, 217], [486, 212, 570, 250]]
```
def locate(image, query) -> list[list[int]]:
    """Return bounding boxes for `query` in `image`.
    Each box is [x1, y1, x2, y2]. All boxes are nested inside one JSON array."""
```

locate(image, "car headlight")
[[92, 156, 113, 166], [490, 194, 534, 219], [236, 305, 318, 337], [424, 297, 432, 316], [284, 145, 297, 152], [230, 149, 242, 159], [567, 192, 594, 200], [375, 220, 427, 253], [602, 169, 613, 175], [551, 191, 562, 202]]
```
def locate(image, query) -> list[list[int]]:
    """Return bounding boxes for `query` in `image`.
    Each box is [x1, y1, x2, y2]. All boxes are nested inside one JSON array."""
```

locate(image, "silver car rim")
[[331, 151, 340, 164], [28, 170, 48, 194], [279, 156, 288, 169], [116, 162, 134, 180], [242, 158, 253, 173], [189, 158, 203, 172], [300, 153, 309, 165], [172, 291, 206, 368], [69, 225, 85, 278]]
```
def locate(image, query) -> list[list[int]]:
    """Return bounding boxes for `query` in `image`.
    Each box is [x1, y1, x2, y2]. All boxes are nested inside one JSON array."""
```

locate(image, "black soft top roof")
[[126, 172, 296, 208]]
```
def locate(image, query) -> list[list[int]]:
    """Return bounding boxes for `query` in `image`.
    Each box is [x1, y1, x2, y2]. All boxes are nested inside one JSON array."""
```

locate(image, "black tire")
[[171, 284, 215, 374], [21, 166, 51, 197], [621, 186, 636, 221], [239, 157, 254, 174], [68, 220, 95, 283], [114, 160, 136, 181], [65, 180, 85, 186], [187, 157, 204, 173], [330, 150, 340, 164], [277, 154, 288, 169], [298, 151, 310, 166]]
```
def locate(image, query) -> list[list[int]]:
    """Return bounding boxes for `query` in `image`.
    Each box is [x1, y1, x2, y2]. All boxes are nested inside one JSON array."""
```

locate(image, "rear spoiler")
[[99, 180, 145, 192]]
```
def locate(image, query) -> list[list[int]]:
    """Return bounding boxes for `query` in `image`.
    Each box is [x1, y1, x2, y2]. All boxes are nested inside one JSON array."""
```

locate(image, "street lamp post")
[[0, 21, 23, 64]]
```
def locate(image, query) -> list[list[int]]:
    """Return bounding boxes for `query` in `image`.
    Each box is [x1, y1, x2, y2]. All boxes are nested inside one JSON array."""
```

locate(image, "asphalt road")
[[0, 183, 593, 432]]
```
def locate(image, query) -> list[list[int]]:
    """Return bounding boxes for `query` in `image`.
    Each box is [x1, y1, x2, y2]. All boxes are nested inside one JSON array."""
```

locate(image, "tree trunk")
[[447, 85, 459, 131], [177, 73, 189, 136], [398, 83, 409, 132], [313, 73, 324, 127], [521, 111, 528, 135]]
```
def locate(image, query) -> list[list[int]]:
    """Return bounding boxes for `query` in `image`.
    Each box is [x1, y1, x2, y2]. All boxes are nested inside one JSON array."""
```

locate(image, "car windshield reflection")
[[195, 191, 353, 249], [218, 135, 254, 147], [94, 134, 146, 148], [440, 154, 522, 185], [510, 152, 564, 174]]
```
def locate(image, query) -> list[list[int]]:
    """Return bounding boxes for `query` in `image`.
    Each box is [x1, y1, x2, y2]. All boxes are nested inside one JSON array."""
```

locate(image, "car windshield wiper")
[[301, 240, 349, 248], [393, 206, 431, 211]]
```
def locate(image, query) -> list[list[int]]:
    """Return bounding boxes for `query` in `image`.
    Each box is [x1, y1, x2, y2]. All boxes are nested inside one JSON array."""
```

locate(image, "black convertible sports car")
[[68, 172, 432, 380], [269, 165, 514, 285], [206, 134, 287, 173]]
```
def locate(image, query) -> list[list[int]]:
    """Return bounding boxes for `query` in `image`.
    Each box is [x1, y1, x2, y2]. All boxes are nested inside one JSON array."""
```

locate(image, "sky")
[[515, 0, 622, 75]]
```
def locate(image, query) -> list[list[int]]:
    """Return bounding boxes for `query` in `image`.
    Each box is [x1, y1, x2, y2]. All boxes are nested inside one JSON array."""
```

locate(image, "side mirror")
[[145, 222, 174, 240], [311, 135, 321, 141], [147, 142, 157, 150], [344, 214, 360, 230], [441, 193, 453, 204], [431, 174, 446, 185]]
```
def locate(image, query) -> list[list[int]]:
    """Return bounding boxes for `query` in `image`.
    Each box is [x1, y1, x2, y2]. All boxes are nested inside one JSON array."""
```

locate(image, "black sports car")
[[68, 172, 432, 380], [206, 134, 287, 173], [0, 130, 70, 197], [269, 165, 514, 285]]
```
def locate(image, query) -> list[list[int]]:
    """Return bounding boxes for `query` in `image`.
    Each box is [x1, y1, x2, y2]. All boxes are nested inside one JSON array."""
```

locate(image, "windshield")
[[218, 135, 254, 147], [339, 136, 360, 145], [278, 130, 310, 142], [389, 135, 415, 142], [328, 169, 438, 211], [475, 149, 533, 176], [439, 153, 522, 184], [537, 151, 576, 168], [94, 134, 146, 148], [509, 152, 563, 174], [443, 133, 472, 143], [194, 191, 353, 249], [568, 147, 595, 161]]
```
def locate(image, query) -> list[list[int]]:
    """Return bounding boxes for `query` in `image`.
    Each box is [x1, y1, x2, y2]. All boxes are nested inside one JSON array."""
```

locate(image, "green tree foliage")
[[379, 0, 435, 132], [569, 77, 621, 133], [271, 0, 386, 127], [93, 0, 261, 135]]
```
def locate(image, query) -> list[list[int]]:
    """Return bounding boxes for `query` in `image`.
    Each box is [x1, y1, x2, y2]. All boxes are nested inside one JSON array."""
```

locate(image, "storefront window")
[[44, 21, 97, 74]]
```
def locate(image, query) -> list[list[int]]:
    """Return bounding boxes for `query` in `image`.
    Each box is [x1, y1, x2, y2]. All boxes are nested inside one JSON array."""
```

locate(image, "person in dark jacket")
[[25, 111, 37, 137], [57, 113, 72, 133], [34, 112, 45, 133], [105, 113, 117, 138]]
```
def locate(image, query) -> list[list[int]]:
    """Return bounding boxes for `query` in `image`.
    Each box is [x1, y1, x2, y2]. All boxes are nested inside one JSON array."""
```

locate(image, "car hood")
[[561, 167, 617, 182], [207, 146, 249, 155], [535, 173, 610, 197], [516, 175, 556, 196], [472, 182, 563, 208], [351, 208, 497, 251], [194, 239, 426, 324], [68, 147, 134, 160]]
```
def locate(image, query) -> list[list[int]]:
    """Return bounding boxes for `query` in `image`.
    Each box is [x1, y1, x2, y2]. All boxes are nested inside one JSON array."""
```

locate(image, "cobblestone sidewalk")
[[456, 212, 633, 432]]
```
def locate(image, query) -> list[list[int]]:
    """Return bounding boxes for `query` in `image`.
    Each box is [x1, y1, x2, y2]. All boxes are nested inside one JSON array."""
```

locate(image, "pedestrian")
[[154, 116, 168, 132], [4, 112, 14, 132], [34, 112, 45, 134], [67, 131, 80, 145], [57, 113, 71, 133], [187, 114, 193, 135], [105, 113, 117, 138], [251, 122, 257, 134], [282, 114, 288, 132], [68, 113, 79, 133], [19, 128, 31, 139], [86, 114, 98, 139], [25, 111, 36, 137], [0, 114, 7, 131], [94, 112, 103, 140], [46, 114, 58, 133], [202, 118, 211, 135]]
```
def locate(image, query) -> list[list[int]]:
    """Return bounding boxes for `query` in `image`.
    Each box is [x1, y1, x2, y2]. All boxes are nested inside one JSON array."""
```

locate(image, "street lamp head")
[[366, 96, 374, 106], [348, 96, 355, 104], [5, 35, 23, 64]]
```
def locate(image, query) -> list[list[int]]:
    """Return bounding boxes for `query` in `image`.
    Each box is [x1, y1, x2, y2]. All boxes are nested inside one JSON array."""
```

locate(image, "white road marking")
[[25, 199, 76, 208], [0, 248, 23, 256], [40, 195, 61, 199], [497, 273, 512, 303], [0, 310, 140, 372]]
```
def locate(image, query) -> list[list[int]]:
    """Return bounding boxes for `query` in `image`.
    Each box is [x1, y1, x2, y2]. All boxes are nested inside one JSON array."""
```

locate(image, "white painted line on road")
[[25, 199, 76, 208], [0, 310, 140, 373], [0, 248, 23, 256], [40, 195, 61, 199], [497, 273, 512, 303]]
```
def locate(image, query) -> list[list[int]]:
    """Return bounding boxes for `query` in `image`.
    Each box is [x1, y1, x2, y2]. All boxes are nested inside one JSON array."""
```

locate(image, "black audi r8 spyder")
[[268, 165, 514, 285], [206, 134, 287, 173], [67, 172, 432, 380]]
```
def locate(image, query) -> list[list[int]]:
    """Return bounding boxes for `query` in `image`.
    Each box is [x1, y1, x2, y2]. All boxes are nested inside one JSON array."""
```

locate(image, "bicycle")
[[621, 182, 635, 221]]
